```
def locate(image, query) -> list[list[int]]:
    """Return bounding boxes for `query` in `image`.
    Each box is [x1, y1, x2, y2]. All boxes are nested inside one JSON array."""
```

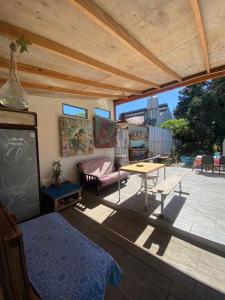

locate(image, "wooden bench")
[[150, 173, 186, 218]]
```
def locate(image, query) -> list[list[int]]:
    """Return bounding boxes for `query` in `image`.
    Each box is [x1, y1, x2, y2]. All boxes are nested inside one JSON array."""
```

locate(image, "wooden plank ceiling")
[[0, 0, 225, 102]]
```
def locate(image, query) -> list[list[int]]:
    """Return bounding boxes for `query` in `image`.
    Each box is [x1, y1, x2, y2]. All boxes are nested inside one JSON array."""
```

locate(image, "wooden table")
[[118, 162, 166, 210]]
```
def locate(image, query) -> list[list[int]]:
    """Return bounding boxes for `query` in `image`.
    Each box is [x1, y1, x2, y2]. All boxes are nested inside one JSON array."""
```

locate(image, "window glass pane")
[[63, 104, 87, 118], [95, 108, 110, 119]]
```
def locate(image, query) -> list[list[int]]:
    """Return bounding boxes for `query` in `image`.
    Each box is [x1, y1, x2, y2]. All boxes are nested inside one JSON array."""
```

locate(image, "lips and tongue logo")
[[5, 137, 28, 162]]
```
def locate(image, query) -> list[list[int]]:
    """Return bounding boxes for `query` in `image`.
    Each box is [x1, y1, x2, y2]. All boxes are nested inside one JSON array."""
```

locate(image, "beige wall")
[[28, 95, 115, 184]]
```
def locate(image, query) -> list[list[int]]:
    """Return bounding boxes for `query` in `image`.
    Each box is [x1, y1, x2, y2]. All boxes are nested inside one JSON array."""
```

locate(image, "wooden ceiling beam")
[[0, 78, 120, 99], [69, 0, 182, 82], [0, 21, 159, 88], [190, 0, 210, 73], [0, 57, 141, 95], [114, 65, 225, 104]]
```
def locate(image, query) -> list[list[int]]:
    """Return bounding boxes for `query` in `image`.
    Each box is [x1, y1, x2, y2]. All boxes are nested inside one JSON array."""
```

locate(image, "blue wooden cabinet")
[[42, 182, 82, 211]]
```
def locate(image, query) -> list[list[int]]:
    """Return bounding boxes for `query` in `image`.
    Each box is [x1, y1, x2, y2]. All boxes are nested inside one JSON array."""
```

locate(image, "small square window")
[[62, 104, 87, 118], [94, 108, 111, 119]]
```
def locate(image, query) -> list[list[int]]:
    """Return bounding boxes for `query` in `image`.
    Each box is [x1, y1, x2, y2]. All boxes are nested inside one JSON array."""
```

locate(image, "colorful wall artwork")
[[128, 125, 148, 148], [94, 116, 116, 148], [59, 117, 94, 157]]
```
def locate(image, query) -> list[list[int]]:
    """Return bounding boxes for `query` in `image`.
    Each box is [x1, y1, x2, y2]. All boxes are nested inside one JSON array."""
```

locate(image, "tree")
[[160, 119, 190, 138], [174, 82, 209, 119], [172, 77, 225, 154]]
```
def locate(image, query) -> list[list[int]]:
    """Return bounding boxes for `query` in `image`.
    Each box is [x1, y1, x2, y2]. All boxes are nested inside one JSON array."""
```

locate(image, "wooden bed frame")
[[0, 204, 40, 300]]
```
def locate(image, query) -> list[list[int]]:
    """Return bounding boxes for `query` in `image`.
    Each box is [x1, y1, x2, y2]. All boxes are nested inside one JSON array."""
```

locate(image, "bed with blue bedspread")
[[19, 212, 122, 300]]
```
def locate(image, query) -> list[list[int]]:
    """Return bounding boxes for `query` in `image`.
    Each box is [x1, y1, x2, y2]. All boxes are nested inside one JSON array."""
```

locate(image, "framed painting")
[[128, 124, 149, 149], [59, 116, 94, 157], [94, 116, 116, 148]]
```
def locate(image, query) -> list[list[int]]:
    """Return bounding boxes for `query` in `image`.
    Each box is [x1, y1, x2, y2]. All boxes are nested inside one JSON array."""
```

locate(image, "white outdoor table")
[[118, 162, 166, 210]]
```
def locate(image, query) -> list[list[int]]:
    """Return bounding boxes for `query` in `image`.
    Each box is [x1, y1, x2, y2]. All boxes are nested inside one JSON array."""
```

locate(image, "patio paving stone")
[[101, 166, 225, 248]]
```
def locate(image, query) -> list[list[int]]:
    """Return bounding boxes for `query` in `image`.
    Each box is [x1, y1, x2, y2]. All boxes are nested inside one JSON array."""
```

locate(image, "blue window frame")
[[62, 104, 87, 118], [94, 107, 111, 119]]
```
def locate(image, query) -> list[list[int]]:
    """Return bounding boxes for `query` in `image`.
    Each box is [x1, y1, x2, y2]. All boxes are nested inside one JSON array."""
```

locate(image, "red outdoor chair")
[[219, 156, 225, 175], [201, 155, 214, 173]]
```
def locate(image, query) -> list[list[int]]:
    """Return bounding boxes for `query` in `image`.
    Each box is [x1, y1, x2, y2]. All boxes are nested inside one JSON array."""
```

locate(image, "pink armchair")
[[78, 156, 129, 194]]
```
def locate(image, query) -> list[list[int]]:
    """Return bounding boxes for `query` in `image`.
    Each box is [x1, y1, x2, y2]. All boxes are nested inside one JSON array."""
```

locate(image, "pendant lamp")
[[0, 42, 28, 110]]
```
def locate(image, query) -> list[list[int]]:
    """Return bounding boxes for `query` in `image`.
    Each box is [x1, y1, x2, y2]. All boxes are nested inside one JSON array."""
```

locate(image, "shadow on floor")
[[77, 190, 225, 258], [101, 196, 185, 257], [108, 191, 187, 225], [163, 195, 186, 223], [101, 209, 147, 243], [118, 191, 161, 215], [194, 170, 225, 178], [76, 190, 101, 208], [94, 177, 187, 225], [75, 197, 100, 211], [61, 206, 225, 300], [100, 182, 128, 202], [143, 227, 172, 256]]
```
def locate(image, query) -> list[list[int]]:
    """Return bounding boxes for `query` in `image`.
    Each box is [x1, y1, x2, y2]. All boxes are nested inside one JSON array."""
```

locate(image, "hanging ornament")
[[0, 42, 28, 110], [117, 93, 128, 128]]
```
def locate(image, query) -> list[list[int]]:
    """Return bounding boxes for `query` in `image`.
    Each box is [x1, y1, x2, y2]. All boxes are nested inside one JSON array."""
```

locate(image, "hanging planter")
[[0, 39, 30, 110]]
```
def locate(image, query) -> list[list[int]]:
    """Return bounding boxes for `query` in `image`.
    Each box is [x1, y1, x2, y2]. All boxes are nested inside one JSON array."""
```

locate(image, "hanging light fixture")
[[0, 41, 28, 110]]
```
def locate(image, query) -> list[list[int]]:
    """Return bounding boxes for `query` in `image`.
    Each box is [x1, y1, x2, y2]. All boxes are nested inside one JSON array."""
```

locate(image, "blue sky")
[[116, 87, 182, 120]]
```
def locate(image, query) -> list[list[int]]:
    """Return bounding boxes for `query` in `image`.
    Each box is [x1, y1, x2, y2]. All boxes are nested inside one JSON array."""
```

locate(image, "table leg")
[[164, 166, 166, 179], [118, 168, 121, 202], [145, 173, 148, 210], [78, 191, 82, 200]]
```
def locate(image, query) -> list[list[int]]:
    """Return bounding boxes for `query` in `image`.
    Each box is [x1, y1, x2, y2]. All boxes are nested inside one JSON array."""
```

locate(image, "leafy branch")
[[15, 35, 32, 53]]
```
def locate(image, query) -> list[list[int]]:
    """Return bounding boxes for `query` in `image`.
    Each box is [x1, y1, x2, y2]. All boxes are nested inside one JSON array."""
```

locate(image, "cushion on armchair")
[[79, 156, 114, 177], [99, 170, 128, 188]]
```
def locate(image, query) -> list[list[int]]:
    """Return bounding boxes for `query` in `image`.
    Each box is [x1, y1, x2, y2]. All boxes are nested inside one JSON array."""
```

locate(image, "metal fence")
[[148, 126, 173, 156]]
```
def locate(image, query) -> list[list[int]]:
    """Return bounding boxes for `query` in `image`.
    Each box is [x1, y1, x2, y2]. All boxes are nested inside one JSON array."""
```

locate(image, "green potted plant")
[[52, 160, 63, 186]]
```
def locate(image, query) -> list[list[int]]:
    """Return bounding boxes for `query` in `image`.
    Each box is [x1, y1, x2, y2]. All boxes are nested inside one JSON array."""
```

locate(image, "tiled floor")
[[100, 167, 225, 247]]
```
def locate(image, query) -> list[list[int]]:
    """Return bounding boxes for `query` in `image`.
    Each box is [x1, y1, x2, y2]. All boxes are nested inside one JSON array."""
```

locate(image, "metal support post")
[[145, 173, 148, 210], [118, 168, 121, 202]]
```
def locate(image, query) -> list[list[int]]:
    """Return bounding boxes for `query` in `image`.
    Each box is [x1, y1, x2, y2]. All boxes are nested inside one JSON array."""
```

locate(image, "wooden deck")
[[61, 195, 225, 300]]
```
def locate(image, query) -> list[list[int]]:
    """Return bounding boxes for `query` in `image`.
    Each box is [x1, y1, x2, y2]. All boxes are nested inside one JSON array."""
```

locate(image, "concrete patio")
[[100, 166, 225, 250]]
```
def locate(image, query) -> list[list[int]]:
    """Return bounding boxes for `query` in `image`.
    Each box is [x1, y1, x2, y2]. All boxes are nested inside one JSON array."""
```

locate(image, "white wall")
[[28, 95, 115, 184], [158, 110, 172, 127]]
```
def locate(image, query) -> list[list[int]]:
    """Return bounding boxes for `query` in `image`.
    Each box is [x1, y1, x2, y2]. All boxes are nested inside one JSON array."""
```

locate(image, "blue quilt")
[[19, 212, 122, 300]]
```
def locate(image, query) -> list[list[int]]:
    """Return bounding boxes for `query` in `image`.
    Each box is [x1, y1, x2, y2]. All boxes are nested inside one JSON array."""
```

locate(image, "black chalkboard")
[[0, 128, 40, 221]]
